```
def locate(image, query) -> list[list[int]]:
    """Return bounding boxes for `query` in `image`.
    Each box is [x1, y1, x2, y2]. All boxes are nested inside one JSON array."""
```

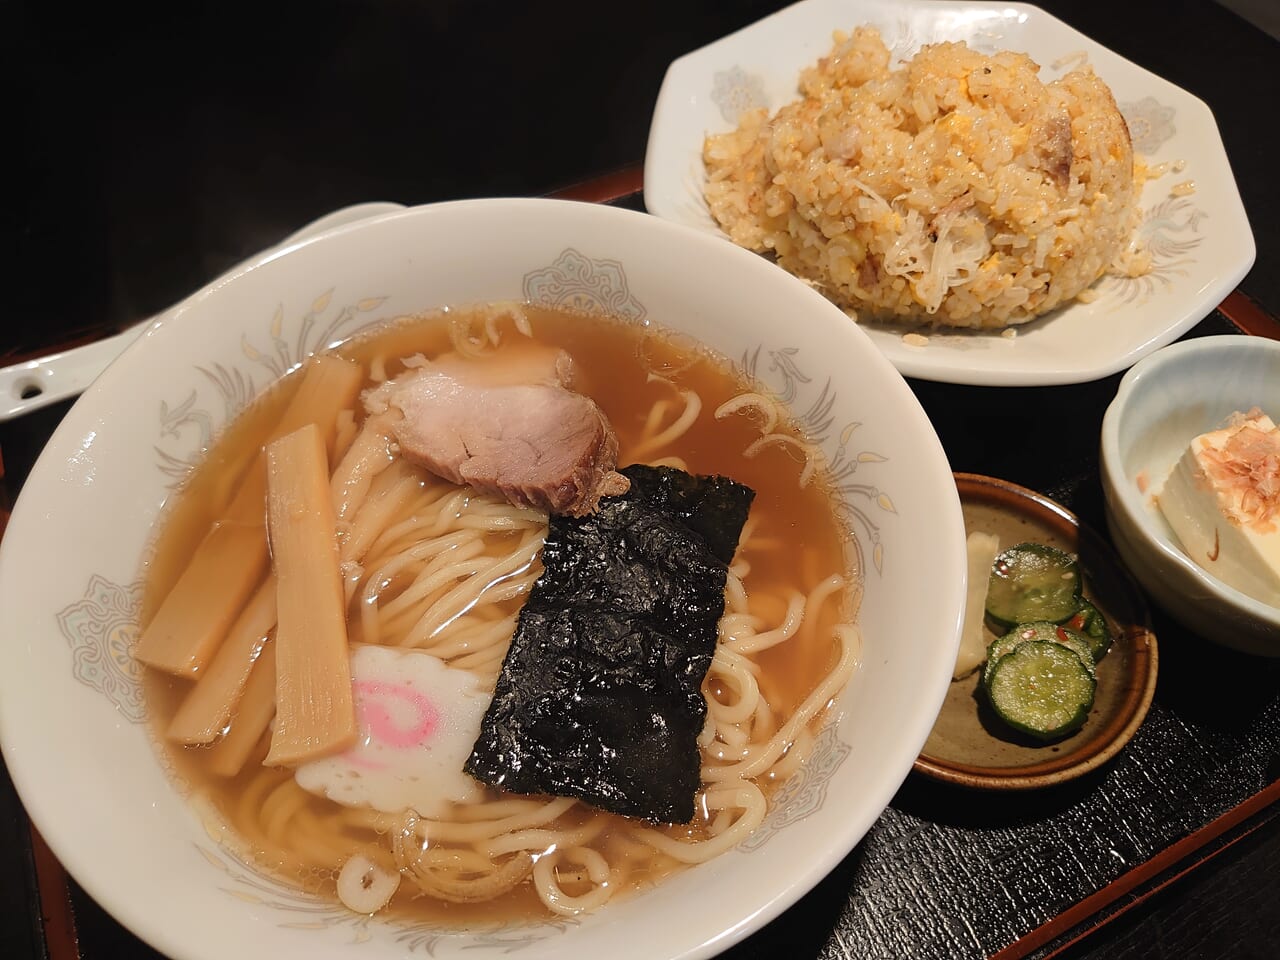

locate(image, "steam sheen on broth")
[[140, 304, 861, 924]]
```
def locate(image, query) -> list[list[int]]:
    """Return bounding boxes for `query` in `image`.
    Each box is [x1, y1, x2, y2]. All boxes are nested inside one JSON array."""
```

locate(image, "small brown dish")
[[914, 473, 1159, 790]]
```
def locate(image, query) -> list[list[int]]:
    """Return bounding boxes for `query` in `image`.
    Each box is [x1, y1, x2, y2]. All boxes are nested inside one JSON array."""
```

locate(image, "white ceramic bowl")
[[1100, 335, 1280, 657], [0, 199, 966, 960], [644, 0, 1255, 386]]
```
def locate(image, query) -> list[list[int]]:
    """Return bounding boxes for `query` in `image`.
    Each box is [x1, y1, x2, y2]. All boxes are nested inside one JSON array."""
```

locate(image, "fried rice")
[[702, 27, 1147, 329]]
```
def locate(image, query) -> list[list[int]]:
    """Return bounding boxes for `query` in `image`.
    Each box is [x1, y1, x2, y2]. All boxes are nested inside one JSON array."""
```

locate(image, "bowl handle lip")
[[0, 202, 408, 424]]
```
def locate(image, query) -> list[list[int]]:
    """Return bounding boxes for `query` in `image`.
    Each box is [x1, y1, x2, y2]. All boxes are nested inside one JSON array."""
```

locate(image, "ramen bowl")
[[0, 198, 965, 960]]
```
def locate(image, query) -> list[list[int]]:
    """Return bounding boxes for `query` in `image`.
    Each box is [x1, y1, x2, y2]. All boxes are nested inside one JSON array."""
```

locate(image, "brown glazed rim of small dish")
[[913, 472, 1160, 791]]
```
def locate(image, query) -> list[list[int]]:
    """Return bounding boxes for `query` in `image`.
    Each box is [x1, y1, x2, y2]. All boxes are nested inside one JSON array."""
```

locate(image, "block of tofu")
[[1157, 409, 1280, 606]]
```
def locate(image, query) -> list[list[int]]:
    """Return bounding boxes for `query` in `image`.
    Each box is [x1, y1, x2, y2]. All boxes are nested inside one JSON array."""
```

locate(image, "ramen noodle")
[[138, 303, 861, 924]]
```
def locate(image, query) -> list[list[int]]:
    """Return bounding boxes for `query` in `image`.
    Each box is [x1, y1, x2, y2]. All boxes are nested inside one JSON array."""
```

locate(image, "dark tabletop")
[[4, 1, 1279, 959]]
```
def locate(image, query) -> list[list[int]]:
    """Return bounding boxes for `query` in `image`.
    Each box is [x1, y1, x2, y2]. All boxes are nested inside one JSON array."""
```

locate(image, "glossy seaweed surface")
[[465, 465, 755, 823]]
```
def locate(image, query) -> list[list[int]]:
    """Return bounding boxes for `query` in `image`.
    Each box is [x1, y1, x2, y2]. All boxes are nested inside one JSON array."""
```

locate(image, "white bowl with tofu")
[[1100, 334, 1280, 656], [0, 198, 965, 960]]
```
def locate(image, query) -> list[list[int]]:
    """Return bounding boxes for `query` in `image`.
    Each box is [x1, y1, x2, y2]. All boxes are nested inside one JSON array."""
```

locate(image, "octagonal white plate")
[[644, 0, 1256, 386]]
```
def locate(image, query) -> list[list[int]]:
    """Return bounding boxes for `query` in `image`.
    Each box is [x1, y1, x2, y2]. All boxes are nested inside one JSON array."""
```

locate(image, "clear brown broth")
[[142, 304, 857, 925]]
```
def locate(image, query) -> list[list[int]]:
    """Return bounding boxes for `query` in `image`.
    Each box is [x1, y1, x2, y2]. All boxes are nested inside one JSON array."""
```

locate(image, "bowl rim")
[[0, 196, 967, 960], [1099, 334, 1280, 630]]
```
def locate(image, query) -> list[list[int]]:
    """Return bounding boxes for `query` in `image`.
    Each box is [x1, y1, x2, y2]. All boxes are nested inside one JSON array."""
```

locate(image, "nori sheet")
[[464, 464, 754, 823]]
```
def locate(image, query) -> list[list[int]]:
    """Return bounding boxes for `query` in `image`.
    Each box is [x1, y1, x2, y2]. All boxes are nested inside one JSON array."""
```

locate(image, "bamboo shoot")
[[263, 423, 357, 766], [206, 642, 277, 778], [132, 522, 268, 675], [134, 355, 363, 675], [167, 576, 277, 744]]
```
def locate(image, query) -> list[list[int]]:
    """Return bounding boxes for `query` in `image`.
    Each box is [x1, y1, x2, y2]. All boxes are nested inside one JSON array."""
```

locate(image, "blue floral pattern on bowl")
[[741, 723, 852, 851], [57, 575, 147, 723], [523, 249, 646, 321]]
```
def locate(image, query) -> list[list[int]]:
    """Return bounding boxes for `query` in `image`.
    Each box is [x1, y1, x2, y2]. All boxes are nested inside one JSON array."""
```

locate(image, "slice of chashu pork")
[[363, 344, 630, 516]]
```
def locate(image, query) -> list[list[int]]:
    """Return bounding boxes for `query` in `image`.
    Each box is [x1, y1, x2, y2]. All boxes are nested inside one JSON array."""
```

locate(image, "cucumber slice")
[[982, 620, 1096, 688], [1064, 598, 1113, 662], [986, 542, 1081, 629], [985, 640, 1095, 741]]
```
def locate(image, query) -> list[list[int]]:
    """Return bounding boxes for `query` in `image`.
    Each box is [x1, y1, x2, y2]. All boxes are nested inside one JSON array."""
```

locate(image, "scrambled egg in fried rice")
[[702, 27, 1148, 329]]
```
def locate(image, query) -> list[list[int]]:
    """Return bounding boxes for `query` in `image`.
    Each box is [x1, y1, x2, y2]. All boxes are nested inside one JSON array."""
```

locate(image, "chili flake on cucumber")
[[986, 542, 1081, 629], [975, 541, 1114, 742], [982, 621, 1095, 689], [986, 641, 1095, 741], [1064, 597, 1113, 662], [984, 542, 1112, 662]]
